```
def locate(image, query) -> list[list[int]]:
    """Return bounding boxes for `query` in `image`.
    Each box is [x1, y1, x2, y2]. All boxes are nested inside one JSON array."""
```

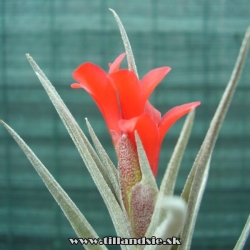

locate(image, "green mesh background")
[[0, 1, 249, 249]]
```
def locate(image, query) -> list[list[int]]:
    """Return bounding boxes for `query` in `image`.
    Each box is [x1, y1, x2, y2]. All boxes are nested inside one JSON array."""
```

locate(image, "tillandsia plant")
[[1, 9, 250, 250]]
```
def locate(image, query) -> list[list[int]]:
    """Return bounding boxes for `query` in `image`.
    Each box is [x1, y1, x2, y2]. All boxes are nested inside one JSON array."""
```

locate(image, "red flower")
[[72, 54, 200, 176]]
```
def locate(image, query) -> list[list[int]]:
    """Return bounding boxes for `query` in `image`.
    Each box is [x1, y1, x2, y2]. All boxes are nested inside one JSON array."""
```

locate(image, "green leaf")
[[233, 215, 250, 250], [160, 110, 195, 197], [26, 54, 134, 245], [109, 8, 138, 78], [179, 27, 250, 250], [86, 118, 121, 204], [0, 120, 106, 250]]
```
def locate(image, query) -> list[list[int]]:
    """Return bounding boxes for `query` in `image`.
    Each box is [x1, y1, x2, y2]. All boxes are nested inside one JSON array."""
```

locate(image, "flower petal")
[[119, 114, 160, 176], [144, 101, 161, 124], [72, 63, 121, 134], [108, 53, 126, 74], [159, 102, 201, 143], [141, 67, 171, 104], [109, 69, 144, 119]]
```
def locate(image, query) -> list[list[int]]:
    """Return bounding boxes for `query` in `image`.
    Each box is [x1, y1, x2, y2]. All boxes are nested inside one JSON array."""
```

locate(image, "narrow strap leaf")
[[160, 110, 195, 196], [233, 215, 250, 250], [86, 118, 121, 204], [76, 125, 121, 206], [109, 8, 138, 78], [179, 27, 250, 250], [0, 120, 107, 250], [26, 55, 134, 243]]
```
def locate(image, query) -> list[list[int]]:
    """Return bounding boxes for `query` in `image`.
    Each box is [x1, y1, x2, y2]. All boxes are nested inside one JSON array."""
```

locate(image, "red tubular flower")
[[71, 63, 121, 136], [72, 54, 200, 176]]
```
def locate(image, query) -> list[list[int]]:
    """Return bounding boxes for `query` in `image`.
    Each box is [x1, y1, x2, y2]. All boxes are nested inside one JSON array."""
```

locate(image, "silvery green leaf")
[[109, 8, 138, 77], [76, 121, 120, 202], [145, 197, 186, 250], [160, 110, 195, 196], [145, 110, 194, 238], [0, 120, 107, 250], [179, 27, 250, 250], [85, 118, 121, 204], [26, 55, 134, 245], [233, 215, 250, 250]]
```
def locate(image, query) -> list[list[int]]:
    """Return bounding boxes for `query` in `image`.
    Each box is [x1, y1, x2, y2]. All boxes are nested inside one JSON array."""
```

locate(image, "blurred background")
[[0, 0, 249, 249]]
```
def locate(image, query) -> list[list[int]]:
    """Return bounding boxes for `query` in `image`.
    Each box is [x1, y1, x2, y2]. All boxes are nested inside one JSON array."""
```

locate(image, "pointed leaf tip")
[[110, 8, 138, 77], [179, 27, 250, 250]]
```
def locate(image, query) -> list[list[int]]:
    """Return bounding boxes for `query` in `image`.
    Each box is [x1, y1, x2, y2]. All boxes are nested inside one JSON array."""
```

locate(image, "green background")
[[0, 0, 249, 249]]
